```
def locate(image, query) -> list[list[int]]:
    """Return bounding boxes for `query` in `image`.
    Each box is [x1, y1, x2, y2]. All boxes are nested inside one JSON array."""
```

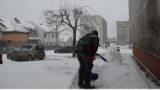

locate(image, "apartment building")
[[117, 21, 129, 45]]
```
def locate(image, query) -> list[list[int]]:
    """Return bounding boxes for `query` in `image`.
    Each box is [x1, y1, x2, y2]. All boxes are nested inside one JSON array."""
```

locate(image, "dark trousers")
[[77, 53, 92, 86]]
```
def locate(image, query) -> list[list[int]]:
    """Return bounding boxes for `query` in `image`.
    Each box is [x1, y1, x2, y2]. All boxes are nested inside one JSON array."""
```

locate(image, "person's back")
[[76, 33, 99, 56], [76, 33, 92, 54]]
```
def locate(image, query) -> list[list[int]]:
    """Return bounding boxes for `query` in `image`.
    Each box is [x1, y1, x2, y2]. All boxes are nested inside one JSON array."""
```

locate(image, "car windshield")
[[36, 44, 44, 50], [22, 45, 33, 50], [14, 45, 22, 50]]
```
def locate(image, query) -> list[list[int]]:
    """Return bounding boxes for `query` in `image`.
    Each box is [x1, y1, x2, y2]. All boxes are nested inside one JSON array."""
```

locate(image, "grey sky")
[[0, 0, 129, 37]]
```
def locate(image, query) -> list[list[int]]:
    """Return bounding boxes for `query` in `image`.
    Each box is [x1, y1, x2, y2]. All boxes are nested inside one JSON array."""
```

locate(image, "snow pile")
[[109, 46, 122, 64], [97, 63, 149, 89]]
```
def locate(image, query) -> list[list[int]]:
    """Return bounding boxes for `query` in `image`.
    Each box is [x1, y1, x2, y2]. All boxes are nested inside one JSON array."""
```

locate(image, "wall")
[[30, 22, 45, 44], [129, 0, 160, 80], [129, 0, 160, 57], [44, 32, 56, 46], [2, 32, 29, 46]]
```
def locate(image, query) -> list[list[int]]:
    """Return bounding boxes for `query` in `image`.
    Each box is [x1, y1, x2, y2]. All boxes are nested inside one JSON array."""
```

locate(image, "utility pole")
[[55, 24, 58, 48]]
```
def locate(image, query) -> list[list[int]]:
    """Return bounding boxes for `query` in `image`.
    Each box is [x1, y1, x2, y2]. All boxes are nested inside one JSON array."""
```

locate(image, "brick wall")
[[2, 32, 29, 47], [133, 46, 160, 80]]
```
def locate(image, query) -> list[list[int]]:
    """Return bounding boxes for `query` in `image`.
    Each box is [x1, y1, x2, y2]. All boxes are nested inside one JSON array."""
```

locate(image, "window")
[[14, 45, 22, 50], [52, 34, 54, 39], [22, 45, 33, 50], [50, 42, 52, 45], [44, 33, 46, 38]]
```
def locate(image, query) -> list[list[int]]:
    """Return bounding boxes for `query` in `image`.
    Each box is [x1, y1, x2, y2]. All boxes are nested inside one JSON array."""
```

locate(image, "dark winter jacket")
[[76, 33, 99, 57]]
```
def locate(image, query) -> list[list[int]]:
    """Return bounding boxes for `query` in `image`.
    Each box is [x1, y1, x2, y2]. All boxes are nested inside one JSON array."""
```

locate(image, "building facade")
[[2, 32, 29, 47], [29, 22, 45, 44], [117, 21, 129, 45], [0, 18, 29, 48], [129, 0, 160, 81], [23, 22, 40, 44], [44, 29, 58, 48]]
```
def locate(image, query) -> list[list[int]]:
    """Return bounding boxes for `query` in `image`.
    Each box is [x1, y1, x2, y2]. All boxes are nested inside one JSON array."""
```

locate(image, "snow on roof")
[[22, 21, 37, 30], [0, 19, 5, 26], [0, 19, 29, 33], [0, 23, 5, 28], [0, 18, 3, 22], [29, 37, 40, 40], [4, 23, 29, 33], [39, 24, 55, 32], [0, 18, 10, 28]]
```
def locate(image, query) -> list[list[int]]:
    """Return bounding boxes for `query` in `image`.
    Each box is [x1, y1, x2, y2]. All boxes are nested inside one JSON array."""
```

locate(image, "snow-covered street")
[[0, 45, 159, 89]]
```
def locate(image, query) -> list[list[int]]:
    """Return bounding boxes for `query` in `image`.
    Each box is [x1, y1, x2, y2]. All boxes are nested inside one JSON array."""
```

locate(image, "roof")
[[0, 22, 6, 28], [39, 24, 56, 32], [4, 23, 29, 33], [0, 19, 6, 28], [23, 21, 37, 31], [0, 18, 29, 33]]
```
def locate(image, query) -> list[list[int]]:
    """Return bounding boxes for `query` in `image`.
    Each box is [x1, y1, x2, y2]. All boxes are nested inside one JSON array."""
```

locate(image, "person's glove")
[[92, 55, 96, 61]]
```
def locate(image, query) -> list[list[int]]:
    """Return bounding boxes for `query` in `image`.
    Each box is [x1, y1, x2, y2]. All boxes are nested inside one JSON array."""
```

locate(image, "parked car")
[[7, 44, 45, 61], [54, 46, 73, 53], [0, 53, 3, 64]]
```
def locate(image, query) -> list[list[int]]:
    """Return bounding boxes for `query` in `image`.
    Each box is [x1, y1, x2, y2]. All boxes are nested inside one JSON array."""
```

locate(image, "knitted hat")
[[91, 30, 98, 36]]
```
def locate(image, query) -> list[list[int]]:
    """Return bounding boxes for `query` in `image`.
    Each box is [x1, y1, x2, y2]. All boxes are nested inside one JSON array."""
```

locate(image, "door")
[[12, 45, 23, 59], [21, 45, 33, 59]]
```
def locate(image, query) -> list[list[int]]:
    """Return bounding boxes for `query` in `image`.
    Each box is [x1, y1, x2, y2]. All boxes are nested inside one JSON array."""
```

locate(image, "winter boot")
[[78, 68, 85, 88], [83, 72, 96, 89], [84, 85, 95, 89], [78, 83, 85, 88]]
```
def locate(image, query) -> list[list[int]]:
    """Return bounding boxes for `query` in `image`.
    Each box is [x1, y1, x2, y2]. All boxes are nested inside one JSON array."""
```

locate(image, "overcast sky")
[[0, 0, 129, 37]]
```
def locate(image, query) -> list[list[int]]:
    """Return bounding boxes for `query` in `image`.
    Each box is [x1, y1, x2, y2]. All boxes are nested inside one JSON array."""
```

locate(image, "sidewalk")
[[120, 46, 160, 88], [90, 45, 159, 88]]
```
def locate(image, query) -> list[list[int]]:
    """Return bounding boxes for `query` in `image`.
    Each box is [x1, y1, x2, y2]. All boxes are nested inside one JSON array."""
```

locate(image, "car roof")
[[20, 44, 44, 47], [20, 44, 36, 46]]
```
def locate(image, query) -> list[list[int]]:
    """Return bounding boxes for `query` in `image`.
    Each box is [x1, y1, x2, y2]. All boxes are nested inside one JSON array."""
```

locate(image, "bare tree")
[[43, 6, 95, 57]]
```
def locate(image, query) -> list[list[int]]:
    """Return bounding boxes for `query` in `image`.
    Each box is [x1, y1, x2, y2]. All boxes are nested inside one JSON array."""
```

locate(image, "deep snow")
[[0, 44, 159, 89]]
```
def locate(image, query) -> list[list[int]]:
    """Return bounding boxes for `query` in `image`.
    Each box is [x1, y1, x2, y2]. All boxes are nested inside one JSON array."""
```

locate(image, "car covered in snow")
[[7, 44, 45, 61], [54, 46, 73, 53]]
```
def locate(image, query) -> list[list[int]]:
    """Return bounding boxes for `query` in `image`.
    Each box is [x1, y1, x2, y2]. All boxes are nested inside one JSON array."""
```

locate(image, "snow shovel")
[[91, 72, 98, 80], [96, 53, 108, 62]]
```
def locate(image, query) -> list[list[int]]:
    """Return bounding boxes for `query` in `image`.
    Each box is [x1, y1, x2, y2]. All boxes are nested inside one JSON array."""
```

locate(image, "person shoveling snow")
[[75, 30, 99, 89]]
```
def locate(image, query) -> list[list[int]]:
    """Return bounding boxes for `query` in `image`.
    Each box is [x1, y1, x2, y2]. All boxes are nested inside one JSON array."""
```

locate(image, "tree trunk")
[[72, 28, 77, 57]]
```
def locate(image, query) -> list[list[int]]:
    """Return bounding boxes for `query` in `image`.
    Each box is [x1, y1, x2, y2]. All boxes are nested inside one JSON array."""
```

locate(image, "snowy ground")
[[0, 44, 159, 89]]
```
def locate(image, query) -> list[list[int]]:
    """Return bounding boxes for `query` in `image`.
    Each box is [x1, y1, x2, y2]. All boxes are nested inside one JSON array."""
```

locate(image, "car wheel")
[[0, 61, 3, 64], [27, 55, 33, 61], [39, 58, 44, 60], [8, 54, 12, 60], [55, 50, 59, 53]]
